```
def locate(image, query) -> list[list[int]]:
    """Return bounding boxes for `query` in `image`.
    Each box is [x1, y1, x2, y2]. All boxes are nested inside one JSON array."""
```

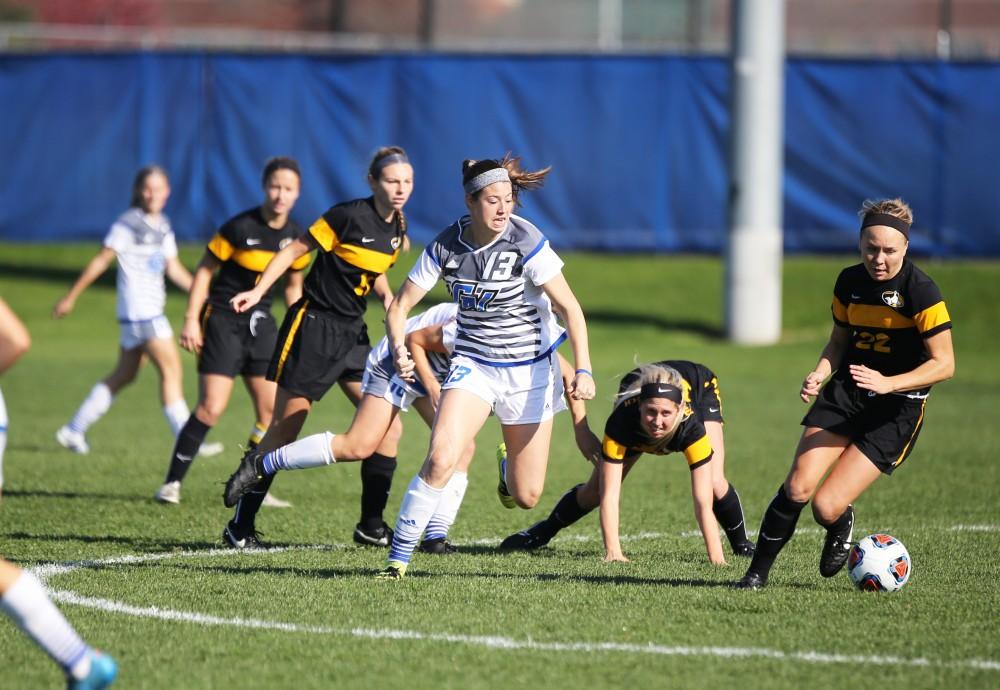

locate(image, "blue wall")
[[1, 52, 996, 256]]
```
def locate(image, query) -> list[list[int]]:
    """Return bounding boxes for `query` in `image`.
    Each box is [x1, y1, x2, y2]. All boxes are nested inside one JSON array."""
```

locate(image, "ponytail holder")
[[575, 368, 593, 377]]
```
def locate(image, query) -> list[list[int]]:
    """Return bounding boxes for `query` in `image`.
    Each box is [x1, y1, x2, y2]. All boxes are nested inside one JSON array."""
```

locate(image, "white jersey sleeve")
[[407, 247, 443, 292], [522, 240, 563, 286], [103, 222, 133, 253]]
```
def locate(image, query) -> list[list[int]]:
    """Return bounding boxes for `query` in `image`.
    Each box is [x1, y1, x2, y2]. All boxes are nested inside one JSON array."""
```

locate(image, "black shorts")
[[266, 299, 370, 402], [802, 376, 927, 474], [686, 363, 725, 424], [198, 305, 277, 378]]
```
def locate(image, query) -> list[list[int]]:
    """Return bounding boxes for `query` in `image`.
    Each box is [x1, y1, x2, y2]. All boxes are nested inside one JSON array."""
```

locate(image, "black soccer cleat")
[[419, 537, 458, 555], [732, 540, 756, 558], [819, 505, 855, 578], [732, 571, 768, 590], [353, 522, 394, 547], [223, 448, 267, 508], [498, 522, 553, 552], [222, 521, 265, 550]]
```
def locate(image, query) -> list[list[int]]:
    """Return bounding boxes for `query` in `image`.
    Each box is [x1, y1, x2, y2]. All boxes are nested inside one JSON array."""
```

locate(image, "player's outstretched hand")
[[394, 345, 415, 382], [567, 371, 595, 401], [179, 317, 203, 354], [52, 295, 75, 319], [230, 289, 262, 313], [800, 370, 824, 402]]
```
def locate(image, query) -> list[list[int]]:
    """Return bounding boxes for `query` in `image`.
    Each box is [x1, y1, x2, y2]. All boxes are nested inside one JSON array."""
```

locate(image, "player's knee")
[[512, 486, 542, 509], [810, 492, 845, 526], [195, 403, 224, 427], [784, 478, 814, 504]]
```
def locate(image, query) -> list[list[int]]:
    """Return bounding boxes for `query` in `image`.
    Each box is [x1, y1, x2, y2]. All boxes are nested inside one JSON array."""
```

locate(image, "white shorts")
[[360, 353, 424, 412], [442, 354, 566, 425], [118, 315, 173, 350]]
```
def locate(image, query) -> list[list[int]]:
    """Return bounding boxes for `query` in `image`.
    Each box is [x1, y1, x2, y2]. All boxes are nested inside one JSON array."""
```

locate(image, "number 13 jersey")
[[407, 214, 566, 367]]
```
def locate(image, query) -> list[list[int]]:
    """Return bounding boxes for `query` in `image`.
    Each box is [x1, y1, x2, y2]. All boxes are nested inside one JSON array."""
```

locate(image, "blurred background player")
[[0, 297, 30, 499], [223, 302, 473, 554], [52, 165, 222, 460], [154, 157, 307, 507], [736, 199, 954, 589], [500, 359, 755, 564], [0, 298, 117, 689], [222, 146, 413, 549], [379, 154, 595, 578]]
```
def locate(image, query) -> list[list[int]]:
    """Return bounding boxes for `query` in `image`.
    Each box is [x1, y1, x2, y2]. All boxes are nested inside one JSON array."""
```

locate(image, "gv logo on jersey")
[[279, 238, 293, 250], [882, 290, 904, 308]]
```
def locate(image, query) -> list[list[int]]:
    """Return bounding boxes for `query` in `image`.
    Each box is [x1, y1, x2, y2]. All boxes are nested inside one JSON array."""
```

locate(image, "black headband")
[[861, 212, 910, 239], [639, 383, 683, 404]]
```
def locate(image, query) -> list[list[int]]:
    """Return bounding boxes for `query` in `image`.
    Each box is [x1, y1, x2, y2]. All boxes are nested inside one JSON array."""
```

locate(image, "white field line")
[[28, 539, 1000, 674]]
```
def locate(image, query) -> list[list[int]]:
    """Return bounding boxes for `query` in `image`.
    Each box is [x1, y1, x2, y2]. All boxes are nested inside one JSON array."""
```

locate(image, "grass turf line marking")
[[29, 546, 999, 673]]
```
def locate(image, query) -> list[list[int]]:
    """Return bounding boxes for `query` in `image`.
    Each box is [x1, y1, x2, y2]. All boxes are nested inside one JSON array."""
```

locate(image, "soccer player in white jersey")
[[378, 154, 596, 578], [52, 166, 221, 459], [0, 299, 118, 689]]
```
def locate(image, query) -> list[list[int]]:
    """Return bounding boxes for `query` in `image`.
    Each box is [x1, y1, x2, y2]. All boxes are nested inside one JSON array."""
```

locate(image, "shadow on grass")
[[583, 308, 724, 340], [1, 488, 153, 503], [1, 530, 220, 553], [0, 261, 116, 287]]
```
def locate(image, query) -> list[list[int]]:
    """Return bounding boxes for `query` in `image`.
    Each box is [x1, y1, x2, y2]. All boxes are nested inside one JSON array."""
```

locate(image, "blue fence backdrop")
[[0, 52, 997, 256]]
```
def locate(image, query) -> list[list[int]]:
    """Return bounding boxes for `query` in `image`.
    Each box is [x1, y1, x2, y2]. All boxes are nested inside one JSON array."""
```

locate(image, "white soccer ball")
[[846, 533, 912, 592]]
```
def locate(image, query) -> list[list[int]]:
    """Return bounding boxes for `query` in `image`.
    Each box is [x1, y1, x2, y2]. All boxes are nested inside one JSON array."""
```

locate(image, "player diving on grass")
[[500, 360, 756, 564]]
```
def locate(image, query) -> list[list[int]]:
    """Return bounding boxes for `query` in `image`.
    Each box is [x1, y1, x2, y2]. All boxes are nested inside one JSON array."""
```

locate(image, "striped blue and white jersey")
[[407, 214, 566, 367], [103, 208, 178, 323], [370, 302, 458, 383]]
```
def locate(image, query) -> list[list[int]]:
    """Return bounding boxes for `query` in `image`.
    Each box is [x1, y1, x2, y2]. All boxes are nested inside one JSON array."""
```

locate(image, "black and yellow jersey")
[[205, 208, 308, 313], [602, 360, 714, 470], [303, 197, 403, 318], [831, 259, 951, 396]]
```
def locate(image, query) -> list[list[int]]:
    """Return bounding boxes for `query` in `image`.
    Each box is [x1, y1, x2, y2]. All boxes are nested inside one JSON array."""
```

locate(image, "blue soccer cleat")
[[68, 650, 118, 690]]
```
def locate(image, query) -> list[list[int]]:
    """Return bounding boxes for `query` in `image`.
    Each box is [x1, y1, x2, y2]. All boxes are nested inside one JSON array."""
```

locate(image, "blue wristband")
[[575, 368, 593, 377]]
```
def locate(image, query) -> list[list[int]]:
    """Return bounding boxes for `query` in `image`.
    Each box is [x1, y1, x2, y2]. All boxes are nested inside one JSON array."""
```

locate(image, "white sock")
[[67, 382, 112, 434], [1, 571, 90, 677], [388, 475, 443, 565], [424, 471, 468, 541], [262, 432, 335, 474], [163, 399, 190, 437], [0, 386, 7, 488]]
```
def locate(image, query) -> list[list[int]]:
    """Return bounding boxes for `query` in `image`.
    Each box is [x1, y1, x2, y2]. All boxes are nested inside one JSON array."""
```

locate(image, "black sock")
[[165, 416, 212, 483], [713, 483, 751, 549], [359, 453, 397, 531], [747, 484, 807, 579], [535, 484, 591, 538], [233, 472, 274, 533]]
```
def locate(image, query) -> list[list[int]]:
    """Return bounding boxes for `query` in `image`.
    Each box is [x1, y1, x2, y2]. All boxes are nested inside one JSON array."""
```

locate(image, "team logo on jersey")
[[881, 290, 904, 308], [390, 237, 401, 250], [279, 238, 292, 250]]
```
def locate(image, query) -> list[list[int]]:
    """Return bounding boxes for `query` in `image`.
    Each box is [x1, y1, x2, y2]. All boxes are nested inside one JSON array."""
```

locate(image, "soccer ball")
[[846, 533, 912, 592]]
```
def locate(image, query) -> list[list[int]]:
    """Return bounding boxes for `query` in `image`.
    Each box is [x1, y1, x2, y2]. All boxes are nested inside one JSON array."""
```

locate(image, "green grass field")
[[1, 243, 998, 689]]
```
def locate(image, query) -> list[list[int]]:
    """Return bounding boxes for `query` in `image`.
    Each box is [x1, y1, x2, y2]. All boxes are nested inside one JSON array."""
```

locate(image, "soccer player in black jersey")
[[735, 198, 954, 589], [221, 147, 413, 549], [154, 157, 307, 506], [500, 360, 755, 564]]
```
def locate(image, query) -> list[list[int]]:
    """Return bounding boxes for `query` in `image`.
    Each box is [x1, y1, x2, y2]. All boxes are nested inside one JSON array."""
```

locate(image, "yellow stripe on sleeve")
[[602, 436, 628, 462], [832, 296, 848, 323], [290, 253, 312, 271], [912, 301, 951, 334], [683, 434, 713, 467], [308, 217, 339, 252], [207, 234, 234, 261]]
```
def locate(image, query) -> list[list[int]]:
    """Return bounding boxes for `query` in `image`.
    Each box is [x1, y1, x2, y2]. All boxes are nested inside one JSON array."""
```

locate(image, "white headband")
[[463, 167, 510, 194]]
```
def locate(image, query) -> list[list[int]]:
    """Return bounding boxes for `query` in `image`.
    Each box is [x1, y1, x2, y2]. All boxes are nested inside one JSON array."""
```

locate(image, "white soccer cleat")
[[198, 441, 225, 457], [261, 492, 292, 508], [154, 480, 181, 504], [56, 426, 90, 454]]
